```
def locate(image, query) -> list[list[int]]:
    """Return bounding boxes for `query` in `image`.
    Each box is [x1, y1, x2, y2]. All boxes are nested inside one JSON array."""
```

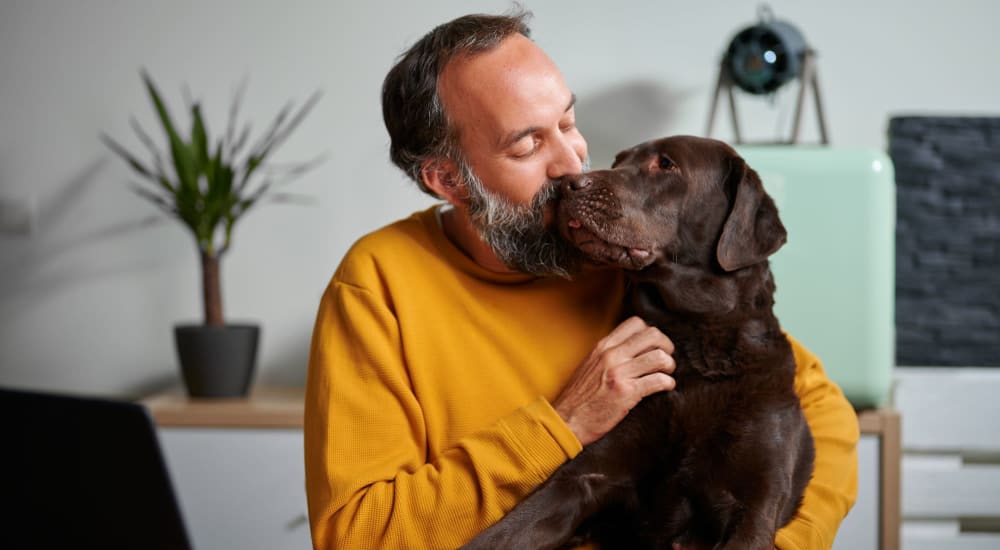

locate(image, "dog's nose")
[[565, 175, 592, 191]]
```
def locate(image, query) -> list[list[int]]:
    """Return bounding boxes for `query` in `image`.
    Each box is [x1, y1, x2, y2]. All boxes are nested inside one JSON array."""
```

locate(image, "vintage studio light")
[[706, 6, 829, 144], [726, 16, 805, 95]]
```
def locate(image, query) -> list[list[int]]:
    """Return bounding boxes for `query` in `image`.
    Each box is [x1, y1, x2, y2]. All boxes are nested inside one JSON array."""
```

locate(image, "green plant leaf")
[[243, 91, 322, 181], [190, 103, 210, 173], [262, 152, 328, 180], [128, 117, 172, 188], [229, 122, 252, 163], [142, 70, 198, 193], [224, 76, 248, 158], [246, 101, 292, 156], [100, 134, 157, 181], [105, 72, 323, 278], [130, 184, 178, 216]]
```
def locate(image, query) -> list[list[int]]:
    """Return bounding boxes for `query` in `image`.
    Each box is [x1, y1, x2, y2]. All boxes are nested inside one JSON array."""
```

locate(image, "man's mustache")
[[535, 155, 590, 207]]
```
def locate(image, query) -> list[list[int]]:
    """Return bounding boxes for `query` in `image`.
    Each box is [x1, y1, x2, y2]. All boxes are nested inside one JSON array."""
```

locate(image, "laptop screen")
[[0, 388, 193, 550]]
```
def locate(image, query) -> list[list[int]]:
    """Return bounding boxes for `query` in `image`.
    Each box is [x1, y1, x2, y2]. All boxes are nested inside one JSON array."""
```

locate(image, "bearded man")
[[304, 10, 859, 550]]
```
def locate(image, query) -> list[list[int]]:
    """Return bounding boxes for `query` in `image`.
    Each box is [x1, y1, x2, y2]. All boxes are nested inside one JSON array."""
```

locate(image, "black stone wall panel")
[[890, 116, 1000, 367]]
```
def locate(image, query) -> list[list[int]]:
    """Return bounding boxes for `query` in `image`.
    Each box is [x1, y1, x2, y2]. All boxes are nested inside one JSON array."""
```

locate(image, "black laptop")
[[0, 387, 193, 550]]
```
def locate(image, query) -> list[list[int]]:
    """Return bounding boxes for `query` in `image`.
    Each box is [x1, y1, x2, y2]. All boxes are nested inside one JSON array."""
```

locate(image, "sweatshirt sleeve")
[[775, 335, 861, 550], [303, 280, 582, 550]]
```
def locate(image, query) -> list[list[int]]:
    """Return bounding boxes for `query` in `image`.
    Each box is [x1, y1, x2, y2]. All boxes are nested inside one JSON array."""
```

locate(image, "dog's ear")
[[611, 148, 632, 168], [716, 157, 787, 271]]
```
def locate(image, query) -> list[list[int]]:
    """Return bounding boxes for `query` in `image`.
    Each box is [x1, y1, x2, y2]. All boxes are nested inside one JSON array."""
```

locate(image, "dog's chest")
[[652, 336, 798, 446], [665, 373, 749, 434]]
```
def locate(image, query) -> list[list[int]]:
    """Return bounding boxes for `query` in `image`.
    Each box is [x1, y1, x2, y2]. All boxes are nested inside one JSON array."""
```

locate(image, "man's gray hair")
[[381, 9, 532, 196]]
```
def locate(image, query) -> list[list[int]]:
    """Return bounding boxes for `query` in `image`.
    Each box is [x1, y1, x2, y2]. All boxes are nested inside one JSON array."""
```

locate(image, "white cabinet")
[[895, 368, 1000, 550], [144, 387, 310, 550], [158, 428, 311, 550]]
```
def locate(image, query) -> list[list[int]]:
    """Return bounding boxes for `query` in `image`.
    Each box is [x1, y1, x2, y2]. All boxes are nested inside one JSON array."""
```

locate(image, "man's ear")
[[716, 157, 787, 272], [421, 158, 466, 206]]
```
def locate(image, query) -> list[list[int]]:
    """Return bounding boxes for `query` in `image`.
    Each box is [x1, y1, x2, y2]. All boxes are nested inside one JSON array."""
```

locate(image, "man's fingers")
[[636, 371, 676, 398], [597, 316, 653, 350], [622, 347, 676, 378], [557, 317, 678, 445], [609, 326, 675, 369], [625, 324, 674, 356]]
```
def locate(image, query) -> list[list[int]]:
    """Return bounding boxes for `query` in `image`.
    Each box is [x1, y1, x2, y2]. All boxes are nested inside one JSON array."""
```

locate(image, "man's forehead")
[[438, 35, 572, 147]]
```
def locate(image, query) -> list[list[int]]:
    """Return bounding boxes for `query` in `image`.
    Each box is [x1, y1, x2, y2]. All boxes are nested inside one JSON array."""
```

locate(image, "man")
[[305, 10, 859, 550]]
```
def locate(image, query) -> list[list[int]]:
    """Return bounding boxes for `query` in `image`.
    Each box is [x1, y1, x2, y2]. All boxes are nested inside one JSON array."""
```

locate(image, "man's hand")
[[552, 316, 676, 446]]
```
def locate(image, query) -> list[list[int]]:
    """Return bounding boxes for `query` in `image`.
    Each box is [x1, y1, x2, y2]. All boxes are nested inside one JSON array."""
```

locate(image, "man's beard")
[[459, 158, 589, 278]]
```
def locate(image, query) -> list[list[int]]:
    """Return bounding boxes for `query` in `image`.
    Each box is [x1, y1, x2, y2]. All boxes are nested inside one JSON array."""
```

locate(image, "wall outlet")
[[0, 195, 36, 235]]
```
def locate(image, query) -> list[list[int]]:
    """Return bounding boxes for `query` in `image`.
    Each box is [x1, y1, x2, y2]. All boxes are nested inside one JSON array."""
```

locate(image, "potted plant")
[[102, 71, 321, 398]]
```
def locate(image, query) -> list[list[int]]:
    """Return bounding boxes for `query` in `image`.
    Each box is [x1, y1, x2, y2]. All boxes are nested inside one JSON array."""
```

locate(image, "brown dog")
[[462, 136, 814, 550]]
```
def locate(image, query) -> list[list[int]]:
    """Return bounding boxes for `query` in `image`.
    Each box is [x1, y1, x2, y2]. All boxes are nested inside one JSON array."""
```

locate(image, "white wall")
[[1, 0, 998, 397]]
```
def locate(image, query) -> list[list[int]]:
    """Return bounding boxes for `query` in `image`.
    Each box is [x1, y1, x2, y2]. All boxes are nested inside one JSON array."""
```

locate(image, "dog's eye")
[[658, 155, 676, 171]]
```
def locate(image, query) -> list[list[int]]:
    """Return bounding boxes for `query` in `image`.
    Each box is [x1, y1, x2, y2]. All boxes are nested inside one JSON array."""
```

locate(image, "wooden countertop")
[[143, 385, 896, 435], [142, 385, 304, 428]]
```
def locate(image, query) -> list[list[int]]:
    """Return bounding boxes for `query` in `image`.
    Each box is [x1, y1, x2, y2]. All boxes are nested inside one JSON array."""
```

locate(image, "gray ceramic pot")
[[174, 324, 259, 398]]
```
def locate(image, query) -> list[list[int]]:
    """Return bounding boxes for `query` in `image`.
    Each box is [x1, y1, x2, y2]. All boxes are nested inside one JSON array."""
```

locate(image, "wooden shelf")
[[142, 388, 896, 434], [141, 385, 304, 428], [856, 408, 901, 550], [858, 408, 898, 435]]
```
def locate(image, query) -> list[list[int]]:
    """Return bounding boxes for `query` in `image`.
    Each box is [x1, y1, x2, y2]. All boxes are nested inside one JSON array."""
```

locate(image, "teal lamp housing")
[[725, 18, 808, 95]]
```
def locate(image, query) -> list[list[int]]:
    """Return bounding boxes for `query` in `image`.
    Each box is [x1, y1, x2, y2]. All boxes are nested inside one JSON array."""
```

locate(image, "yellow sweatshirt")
[[305, 206, 859, 549]]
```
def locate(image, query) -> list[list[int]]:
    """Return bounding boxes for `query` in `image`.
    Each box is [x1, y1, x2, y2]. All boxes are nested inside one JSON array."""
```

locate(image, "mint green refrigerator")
[[738, 147, 896, 408]]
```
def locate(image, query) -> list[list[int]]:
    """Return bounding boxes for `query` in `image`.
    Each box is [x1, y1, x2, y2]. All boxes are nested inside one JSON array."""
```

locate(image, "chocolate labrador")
[[462, 136, 814, 550]]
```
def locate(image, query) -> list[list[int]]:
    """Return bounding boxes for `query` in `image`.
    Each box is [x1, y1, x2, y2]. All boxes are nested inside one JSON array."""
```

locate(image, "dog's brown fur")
[[462, 136, 814, 550]]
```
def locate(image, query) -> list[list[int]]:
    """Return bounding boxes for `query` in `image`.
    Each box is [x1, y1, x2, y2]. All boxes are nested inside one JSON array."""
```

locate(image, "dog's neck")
[[627, 262, 776, 318], [626, 262, 782, 379]]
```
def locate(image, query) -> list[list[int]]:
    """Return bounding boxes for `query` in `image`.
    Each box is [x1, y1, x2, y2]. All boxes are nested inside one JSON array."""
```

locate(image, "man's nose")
[[547, 134, 585, 180]]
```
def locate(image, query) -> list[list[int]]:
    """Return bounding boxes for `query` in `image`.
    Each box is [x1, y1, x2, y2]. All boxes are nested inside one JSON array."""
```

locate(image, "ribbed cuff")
[[525, 396, 584, 459], [498, 396, 583, 484], [775, 516, 829, 550]]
